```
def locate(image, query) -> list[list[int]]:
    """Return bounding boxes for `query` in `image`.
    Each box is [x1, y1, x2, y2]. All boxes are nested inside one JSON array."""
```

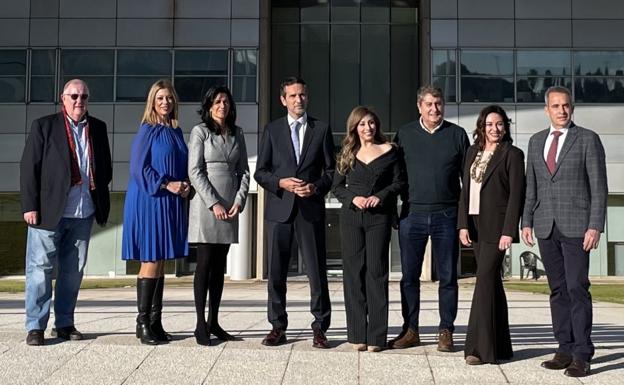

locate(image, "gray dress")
[[188, 123, 250, 244]]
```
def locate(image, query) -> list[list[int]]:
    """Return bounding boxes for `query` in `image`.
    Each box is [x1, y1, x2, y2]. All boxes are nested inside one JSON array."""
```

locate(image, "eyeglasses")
[[64, 94, 89, 101]]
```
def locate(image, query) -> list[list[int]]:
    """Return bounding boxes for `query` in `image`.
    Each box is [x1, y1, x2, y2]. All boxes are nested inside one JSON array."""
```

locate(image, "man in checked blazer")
[[522, 86, 607, 378], [254, 77, 335, 348]]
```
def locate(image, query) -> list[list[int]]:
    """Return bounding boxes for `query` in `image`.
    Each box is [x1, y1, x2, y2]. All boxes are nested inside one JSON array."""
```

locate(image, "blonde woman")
[[122, 79, 190, 345], [331, 106, 404, 352]]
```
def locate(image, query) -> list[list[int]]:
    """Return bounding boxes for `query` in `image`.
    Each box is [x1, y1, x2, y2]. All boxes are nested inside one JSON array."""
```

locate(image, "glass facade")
[[434, 49, 624, 103]]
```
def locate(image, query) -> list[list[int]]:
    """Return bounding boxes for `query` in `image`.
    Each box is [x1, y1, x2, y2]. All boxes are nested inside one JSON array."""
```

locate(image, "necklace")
[[470, 147, 496, 183]]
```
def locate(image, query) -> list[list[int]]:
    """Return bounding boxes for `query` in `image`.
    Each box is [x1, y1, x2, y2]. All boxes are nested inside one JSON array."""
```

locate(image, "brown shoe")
[[387, 329, 406, 348], [541, 352, 573, 370], [465, 355, 483, 365], [391, 328, 420, 349], [261, 328, 286, 346], [564, 359, 590, 377], [437, 329, 454, 352], [312, 328, 329, 349], [26, 330, 44, 346]]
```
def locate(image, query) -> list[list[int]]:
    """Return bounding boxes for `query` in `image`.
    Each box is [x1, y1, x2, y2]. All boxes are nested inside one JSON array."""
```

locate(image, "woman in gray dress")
[[188, 86, 250, 345]]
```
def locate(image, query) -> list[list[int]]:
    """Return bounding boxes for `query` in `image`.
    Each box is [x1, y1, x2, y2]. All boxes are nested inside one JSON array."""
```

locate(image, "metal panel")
[[515, 20, 571, 48], [59, 0, 116, 18], [458, 20, 514, 47], [30, 19, 59, 47], [231, 19, 260, 46], [431, 20, 457, 48], [174, 19, 231, 47], [458, 0, 513, 19], [59, 19, 116, 46], [116, 19, 173, 47], [175, 0, 231, 18]]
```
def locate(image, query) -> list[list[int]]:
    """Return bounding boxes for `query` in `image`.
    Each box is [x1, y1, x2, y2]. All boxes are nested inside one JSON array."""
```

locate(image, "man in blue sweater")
[[391, 86, 469, 352]]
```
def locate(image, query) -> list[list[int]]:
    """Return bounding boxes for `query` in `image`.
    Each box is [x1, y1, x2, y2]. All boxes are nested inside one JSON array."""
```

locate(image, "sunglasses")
[[65, 94, 89, 101]]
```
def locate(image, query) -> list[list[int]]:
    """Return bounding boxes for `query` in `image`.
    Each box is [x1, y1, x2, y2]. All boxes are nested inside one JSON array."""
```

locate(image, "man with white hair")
[[20, 79, 112, 346]]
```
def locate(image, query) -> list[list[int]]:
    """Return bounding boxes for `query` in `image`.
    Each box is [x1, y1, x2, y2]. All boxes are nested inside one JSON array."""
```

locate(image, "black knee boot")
[[136, 277, 159, 345], [150, 276, 172, 342]]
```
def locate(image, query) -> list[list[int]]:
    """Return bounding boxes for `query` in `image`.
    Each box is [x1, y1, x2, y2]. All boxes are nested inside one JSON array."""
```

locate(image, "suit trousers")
[[538, 224, 594, 362], [464, 216, 512, 363], [340, 210, 391, 347], [265, 207, 331, 332]]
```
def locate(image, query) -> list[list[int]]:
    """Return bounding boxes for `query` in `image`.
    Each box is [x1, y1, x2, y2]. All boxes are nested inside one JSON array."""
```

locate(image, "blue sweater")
[[395, 119, 469, 213]]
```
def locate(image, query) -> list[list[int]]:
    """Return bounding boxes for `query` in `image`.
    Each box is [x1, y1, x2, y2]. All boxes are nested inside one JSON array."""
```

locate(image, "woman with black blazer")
[[332, 106, 404, 352], [458, 105, 525, 365]]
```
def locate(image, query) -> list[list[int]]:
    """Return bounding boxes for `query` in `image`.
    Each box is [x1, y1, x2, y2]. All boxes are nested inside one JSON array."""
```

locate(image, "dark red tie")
[[546, 130, 563, 174]]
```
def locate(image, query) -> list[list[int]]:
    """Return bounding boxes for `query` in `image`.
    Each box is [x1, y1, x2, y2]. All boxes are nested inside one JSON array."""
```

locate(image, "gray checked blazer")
[[522, 123, 607, 239], [188, 123, 250, 244]]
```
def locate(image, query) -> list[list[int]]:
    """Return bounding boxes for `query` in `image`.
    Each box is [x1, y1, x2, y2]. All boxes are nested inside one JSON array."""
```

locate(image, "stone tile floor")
[[0, 280, 622, 384]]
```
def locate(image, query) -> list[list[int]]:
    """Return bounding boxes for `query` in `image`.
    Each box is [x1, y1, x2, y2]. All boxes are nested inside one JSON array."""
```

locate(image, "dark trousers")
[[538, 224, 594, 362], [464, 216, 512, 363], [265, 209, 331, 331], [340, 210, 391, 347], [398, 207, 459, 332], [193, 243, 230, 329]]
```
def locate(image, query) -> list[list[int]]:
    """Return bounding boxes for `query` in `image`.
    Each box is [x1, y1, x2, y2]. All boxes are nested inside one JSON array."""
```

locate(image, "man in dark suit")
[[522, 86, 607, 377], [254, 77, 335, 348], [20, 79, 112, 346]]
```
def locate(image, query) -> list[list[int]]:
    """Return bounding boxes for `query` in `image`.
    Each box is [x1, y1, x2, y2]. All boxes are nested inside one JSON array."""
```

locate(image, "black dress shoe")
[[564, 359, 590, 377], [541, 352, 573, 370], [51, 326, 83, 341], [312, 328, 329, 349], [26, 330, 44, 346], [211, 325, 236, 341], [261, 328, 286, 346]]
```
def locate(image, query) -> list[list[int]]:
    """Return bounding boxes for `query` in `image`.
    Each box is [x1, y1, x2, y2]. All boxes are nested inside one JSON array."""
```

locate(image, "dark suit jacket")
[[20, 112, 113, 230], [254, 115, 335, 223], [521, 123, 607, 239], [458, 142, 525, 243]]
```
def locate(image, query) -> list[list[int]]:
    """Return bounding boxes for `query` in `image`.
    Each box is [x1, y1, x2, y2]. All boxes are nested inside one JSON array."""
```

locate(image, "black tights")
[[193, 243, 230, 330]]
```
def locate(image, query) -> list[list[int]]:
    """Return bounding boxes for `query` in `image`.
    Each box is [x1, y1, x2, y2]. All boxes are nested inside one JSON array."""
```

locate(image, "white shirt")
[[287, 112, 308, 155], [419, 117, 443, 134], [63, 116, 95, 219], [543, 124, 570, 163]]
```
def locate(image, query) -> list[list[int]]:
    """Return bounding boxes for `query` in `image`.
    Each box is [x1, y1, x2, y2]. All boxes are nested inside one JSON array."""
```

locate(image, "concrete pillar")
[[228, 199, 253, 280]]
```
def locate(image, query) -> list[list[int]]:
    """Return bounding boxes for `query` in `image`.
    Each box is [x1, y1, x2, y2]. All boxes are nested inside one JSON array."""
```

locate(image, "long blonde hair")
[[141, 79, 180, 127], [336, 106, 387, 175]]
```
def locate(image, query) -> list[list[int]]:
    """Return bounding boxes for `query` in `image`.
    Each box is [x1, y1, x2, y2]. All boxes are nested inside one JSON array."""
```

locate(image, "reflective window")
[[60, 50, 114, 102], [0, 50, 26, 102], [31, 50, 56, 103], [117, 50, 171, 102], [460, 50, 513, 102], [517, 51, 570, 76], [574, 51, 624, 76], [432, 50, 456, 102], [517, 77, 572, 103], [461, 77, 514, 103], [174, 50, 227, 102], [575, 78, 624, 103], [232, 49, 257, 103], [461, 50, 513, 76]]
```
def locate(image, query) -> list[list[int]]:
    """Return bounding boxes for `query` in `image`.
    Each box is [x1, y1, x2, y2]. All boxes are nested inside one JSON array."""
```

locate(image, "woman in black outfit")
[[458, 105, 525, 364], [332, 106, 404, 352]]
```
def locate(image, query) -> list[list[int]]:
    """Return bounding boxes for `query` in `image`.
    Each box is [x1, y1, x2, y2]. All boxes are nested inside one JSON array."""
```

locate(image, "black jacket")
[[20, 112, 112, 230]]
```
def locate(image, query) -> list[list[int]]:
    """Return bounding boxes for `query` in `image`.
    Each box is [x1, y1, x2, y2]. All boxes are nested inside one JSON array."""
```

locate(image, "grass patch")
[[504, 282, 624, 304], [0, 277, 196, 293]]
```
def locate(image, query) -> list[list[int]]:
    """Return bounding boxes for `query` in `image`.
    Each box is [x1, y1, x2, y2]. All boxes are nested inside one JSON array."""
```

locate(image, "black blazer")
[[457, 142, 525, 243], [20, 112, 113, 230], [254, 115, 335, 223]]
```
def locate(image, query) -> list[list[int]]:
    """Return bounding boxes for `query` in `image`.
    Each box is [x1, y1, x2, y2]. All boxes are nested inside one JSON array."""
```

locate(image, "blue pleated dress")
[[122, 123, 189, 261]]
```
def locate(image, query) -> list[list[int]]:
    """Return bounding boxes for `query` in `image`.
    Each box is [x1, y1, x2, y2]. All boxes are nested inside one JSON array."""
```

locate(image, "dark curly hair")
[[473, 104, 513, 150], [198, 85, 237, 135]]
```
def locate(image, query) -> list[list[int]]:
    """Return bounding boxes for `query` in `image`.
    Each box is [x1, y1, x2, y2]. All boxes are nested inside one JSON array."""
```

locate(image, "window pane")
[[117, 50, 171, 76], [0, 50, 26, 75], [0, 77, 25, 102], [517, 51, 570, 76], [174, 50, 227, 76], [272, 0, 300, 22], [30, 76, 56, 102], [516, 77, 572, 103], [461, 77, 514, 102], [270, 24, 299, 120], [331, 0, 359, 22], [362, 0, 390, 23], [461, 50, 513, 76], [61, 76, 113, 102], [233, 76, 256, 102], [117, 76, 164, 102], [433, 76, 456, 103], [575, 78, 624, 103], [301, 24, 329, 121], [31, 50, 55, 76], [390, 24, 419, 131], [361, 25, 390, 130], [61, 50, 114, 75], [175, 76, 227, 102], [330, 25, 359, 133], [433, 50, 456, 76], [574, 51, 624, 76], [391, 0, 418, 23], [301, 0, 328, 22], [233, 49, 257, 76]]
